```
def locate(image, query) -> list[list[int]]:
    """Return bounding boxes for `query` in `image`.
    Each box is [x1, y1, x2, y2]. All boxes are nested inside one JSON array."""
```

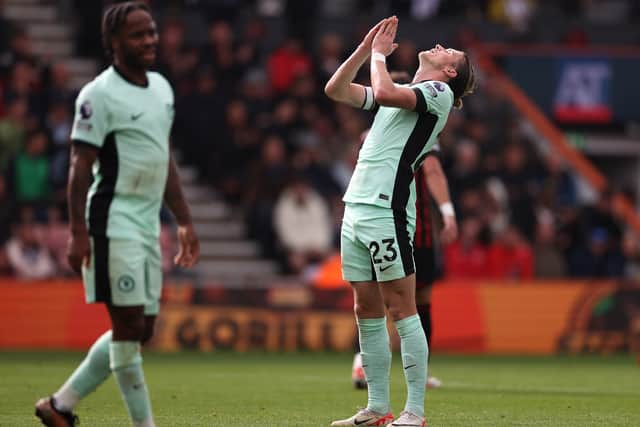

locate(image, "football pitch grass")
[[0, 352, 638, 426]]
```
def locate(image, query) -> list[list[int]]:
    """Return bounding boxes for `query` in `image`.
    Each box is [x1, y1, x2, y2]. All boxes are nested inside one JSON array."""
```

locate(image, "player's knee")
[[354, 302, 379, 318], [387, 305, 410, 322]]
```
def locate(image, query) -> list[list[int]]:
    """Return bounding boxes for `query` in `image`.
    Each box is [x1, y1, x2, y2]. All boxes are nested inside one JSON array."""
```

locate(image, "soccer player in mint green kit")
[[35, 3, 200, 426], [326, 16, 475, 427]]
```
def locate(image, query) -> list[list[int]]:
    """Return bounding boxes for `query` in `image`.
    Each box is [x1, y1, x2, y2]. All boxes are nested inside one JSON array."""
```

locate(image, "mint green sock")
[[110, 341, 154, 425], [53, 330, 112, 411], [395, 314, 428, 417], [357, 317, 391, 415]]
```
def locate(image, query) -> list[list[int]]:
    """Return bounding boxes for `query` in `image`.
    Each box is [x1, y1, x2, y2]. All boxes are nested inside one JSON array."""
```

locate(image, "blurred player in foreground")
[[35, 3, 199, 426], [325, 15, 474, 427], [352, 138, 458, 391]]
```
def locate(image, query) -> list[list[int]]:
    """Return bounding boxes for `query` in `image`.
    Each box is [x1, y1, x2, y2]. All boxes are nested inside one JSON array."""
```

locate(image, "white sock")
[[52, 385, 80, 412]]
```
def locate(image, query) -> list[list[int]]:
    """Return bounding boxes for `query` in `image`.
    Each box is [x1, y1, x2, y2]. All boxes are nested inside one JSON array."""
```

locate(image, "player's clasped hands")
[[372, 16, 399, 56]]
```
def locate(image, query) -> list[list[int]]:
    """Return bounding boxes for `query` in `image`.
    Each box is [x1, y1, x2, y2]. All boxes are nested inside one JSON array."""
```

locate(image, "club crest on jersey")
[[117, 275, 136, 293], [80, 100, 92, 119], [433, 82, 445, 92]]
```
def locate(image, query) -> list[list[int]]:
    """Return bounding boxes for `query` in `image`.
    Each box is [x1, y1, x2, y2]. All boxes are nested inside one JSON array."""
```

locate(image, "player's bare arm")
[[370, 16, 417, 109], [324, 19, 384, 107], [164, 152, 200, 268], [66, 142, 99, 273], [422, 155, 458, 244]]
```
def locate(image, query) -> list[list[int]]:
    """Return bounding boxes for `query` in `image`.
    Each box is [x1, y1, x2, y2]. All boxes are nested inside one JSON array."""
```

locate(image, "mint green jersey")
[[343, 80, 453, 220], [70, 66, 174, 243]]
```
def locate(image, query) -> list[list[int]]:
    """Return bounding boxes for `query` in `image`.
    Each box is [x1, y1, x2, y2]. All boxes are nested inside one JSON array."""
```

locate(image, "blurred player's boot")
[[352, 352, 367, 389], [426, 376, 442, 389], [34, 397, 79, 427], [331, 408, 394, 426], [387, 411, 426, 427]]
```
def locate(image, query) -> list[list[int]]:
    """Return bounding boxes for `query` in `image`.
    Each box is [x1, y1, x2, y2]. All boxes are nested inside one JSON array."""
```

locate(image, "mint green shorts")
[[341, 203, 415, 283], [82, 237, 162, 315]]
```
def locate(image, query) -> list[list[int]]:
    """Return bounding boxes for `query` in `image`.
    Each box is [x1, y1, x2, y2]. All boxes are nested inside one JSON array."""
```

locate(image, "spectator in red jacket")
[[488, 223, 534, 280], [268, 38, 312, 93], [444, 215, 489, 279]]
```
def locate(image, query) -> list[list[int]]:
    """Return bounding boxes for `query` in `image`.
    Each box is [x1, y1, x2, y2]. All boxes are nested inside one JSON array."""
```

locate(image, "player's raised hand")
[[174, 224, 200, 268], [372, 16, 399, 56], [440, 215, 458, 245], [67, 231, 91, 274], [360, 19, 385, 50]]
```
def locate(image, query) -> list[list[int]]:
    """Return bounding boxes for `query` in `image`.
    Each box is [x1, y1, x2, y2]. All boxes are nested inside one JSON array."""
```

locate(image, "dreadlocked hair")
[[102, 1, 150, 60], [448, 53, 476, 109]]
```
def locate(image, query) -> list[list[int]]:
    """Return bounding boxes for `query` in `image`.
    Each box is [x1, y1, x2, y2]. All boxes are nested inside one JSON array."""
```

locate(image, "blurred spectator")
[[174, 66, 227, 178], [578, 191, 623, 248], [568, 228, 625, 278], [444, 216, 490, 279], [499, 141, 537, 239], [268, 38, 312, 94], [6, 220, 56, 279], [45, 101, 72, 198], [43, 62, 75, 114], [245, 135, 291, 257], [273, 176, 332, 273], [0, 28, 37, 77], [156, 18, 199, 90], [12, 129, 50, 206], [447, 140, 484, 210], [315, 33, 344, 83], [540, 153, 577, 210], [4, 60, 43, 119], [200, 21, 236, 87], [533, 211, 567, 278], [38, 206, 71, 276], [488, 223, 534, 279], [0, 97, 28, 173]]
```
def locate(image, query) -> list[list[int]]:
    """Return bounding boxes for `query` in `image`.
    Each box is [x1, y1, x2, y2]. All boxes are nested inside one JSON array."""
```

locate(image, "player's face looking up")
[[112, 9, 158, 69], [419, 44, 465, 79]]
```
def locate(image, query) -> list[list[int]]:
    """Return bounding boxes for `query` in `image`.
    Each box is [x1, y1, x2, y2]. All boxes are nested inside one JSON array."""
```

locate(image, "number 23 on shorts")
[[369, 238, 398, 264]]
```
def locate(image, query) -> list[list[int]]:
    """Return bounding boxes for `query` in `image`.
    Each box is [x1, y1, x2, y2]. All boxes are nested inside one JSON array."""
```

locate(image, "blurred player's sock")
[[416, 303, 432, 345], [53, 330, 112, 411], [395, 314, 428, 418], [110, 341, 155, 427], [357, 317, 391, 415], [352, 352, 367, 389]]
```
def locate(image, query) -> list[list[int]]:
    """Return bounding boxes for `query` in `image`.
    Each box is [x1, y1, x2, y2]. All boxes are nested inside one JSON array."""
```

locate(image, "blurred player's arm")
[[370, 16, 417, 110], [164, 152, 200, 268], [67, 141, 99, 273], [422, 154, 458, 244], [324, 19, 384, 109]]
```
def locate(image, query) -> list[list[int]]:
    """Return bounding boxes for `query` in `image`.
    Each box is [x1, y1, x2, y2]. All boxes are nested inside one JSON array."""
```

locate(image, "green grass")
[[0, 352, 638, 426]]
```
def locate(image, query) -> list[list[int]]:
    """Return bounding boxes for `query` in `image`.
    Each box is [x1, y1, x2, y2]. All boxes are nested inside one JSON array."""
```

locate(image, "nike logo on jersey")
[[131, 112, 144, 120], [379, 265, 393, 272]]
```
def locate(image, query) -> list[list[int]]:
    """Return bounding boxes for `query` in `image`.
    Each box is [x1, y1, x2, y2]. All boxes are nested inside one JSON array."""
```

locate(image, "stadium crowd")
[[0, 0, 639, 280]]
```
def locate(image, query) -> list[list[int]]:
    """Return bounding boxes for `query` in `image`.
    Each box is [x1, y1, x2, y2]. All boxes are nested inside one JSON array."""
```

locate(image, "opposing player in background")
[[35, 3, 199, 426], [352, 139, 458, 391], [326, 16, 474, 427]]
